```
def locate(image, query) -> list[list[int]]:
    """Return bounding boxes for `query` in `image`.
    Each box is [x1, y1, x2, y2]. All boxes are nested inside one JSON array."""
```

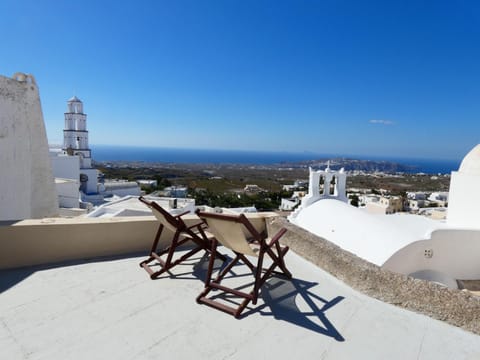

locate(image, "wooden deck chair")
[[196, 211, 292, 318], [139, 196, 225, 279]]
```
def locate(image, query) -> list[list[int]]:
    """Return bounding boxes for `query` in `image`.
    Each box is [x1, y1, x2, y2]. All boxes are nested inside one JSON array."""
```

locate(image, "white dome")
[[459, 144, 480, 175], [292, 199, 442, 266]]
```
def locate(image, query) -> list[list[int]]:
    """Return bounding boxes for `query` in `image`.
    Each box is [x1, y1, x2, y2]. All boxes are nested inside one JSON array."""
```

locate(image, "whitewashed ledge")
[[267, 216, 480, 335]]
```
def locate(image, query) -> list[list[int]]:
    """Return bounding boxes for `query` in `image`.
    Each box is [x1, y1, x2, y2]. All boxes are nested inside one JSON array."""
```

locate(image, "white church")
[[1, 72, 479, 291], [62, 96, 98, 195], [289, 149, 480, 289], [50, 96, 140, 213]]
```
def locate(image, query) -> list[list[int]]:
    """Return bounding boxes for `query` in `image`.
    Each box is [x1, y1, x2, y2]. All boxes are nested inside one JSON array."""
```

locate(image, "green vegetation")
[[95, 161, 450, 211], [190, 189, 293, 211]]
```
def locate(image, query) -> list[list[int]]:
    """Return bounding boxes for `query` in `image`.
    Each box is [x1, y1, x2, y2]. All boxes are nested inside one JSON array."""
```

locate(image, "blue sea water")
[[91, 145, 461, 174]]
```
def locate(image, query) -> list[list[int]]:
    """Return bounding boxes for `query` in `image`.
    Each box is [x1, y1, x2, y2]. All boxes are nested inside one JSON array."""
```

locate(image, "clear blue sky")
[[1, 0, 479, 160]]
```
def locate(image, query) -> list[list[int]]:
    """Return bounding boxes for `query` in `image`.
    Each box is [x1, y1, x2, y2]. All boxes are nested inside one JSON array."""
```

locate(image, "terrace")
[[1, 214, 480, 359]]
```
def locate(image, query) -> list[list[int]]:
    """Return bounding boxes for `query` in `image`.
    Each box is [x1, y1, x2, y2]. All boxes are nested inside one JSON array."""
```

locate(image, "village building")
[[49, 96, 141, 210], [366, 195, 403, 214], [2, 73, 480, 358], [289, 146, 480, 289]]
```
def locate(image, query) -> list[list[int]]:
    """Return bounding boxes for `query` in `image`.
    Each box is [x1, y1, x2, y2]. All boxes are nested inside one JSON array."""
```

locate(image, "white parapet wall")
[[0, 73, 58, 220], [0, 216, 158, 269], [0, 213, 273, 270], [382, 228, 480, 283]]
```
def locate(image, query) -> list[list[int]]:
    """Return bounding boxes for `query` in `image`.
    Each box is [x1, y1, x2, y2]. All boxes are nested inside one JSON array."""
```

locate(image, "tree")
[[154, 175, 172, 190]]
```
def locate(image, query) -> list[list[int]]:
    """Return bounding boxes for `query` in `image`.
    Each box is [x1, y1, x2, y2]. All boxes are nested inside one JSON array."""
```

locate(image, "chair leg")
[[197, 250, 273, 318], [252, 252, 265, 305], [204, 238, 218, 287], [274, 242, 292, 278], [150, 244, 204, 279], [139, 224, 164, 268], [140, 226, 212, 279], [198, 246, 292, 317], [266, 245, 292, 279], [257, 246, 292, 290], [164, 232, 181, 268], [235, 297, 253, 318], [196, 238, 220, 302], [197, 253, 246, 314]]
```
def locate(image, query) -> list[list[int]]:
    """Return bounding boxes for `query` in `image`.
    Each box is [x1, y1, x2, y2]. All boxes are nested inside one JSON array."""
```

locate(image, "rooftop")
[[291, 198, 446, 266], [1, 213, 479, 359], [2, 249, 480, 360], [86, 195, 195, 218]]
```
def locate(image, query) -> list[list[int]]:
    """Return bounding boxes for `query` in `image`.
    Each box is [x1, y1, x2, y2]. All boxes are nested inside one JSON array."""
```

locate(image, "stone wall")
[[0, 74, 58, 220]]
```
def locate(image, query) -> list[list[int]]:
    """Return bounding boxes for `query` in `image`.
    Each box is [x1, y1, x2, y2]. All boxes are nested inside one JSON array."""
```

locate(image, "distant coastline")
[[90, 145, 461, 174]]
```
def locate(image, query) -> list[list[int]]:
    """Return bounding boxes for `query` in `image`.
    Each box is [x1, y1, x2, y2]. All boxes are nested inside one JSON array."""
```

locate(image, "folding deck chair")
[[196, 211, 292, 318], [139, 196, 225, 279]]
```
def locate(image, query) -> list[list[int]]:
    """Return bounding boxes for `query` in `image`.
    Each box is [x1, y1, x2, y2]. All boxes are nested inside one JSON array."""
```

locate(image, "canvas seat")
[[139, 196, 225, 279], [196, 211, 292, 318]]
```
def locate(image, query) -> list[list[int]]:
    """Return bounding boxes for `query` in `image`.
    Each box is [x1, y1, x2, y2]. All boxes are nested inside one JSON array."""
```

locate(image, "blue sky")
[[1, 0, 479, 160]]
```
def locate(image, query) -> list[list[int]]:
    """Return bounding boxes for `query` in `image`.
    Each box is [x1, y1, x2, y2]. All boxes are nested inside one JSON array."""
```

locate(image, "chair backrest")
[[197, 212, 262, 257], [139, 196, 182, 233]]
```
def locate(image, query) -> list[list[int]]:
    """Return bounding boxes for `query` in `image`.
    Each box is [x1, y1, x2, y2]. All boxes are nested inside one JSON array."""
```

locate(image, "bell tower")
[[288, 164, 347, 221], [63, 96, 92, 168], [62, 96, 98, 195]]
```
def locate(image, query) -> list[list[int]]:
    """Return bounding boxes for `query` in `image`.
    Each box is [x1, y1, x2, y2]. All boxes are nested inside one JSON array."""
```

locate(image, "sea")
[[90, 145, 461, 175]]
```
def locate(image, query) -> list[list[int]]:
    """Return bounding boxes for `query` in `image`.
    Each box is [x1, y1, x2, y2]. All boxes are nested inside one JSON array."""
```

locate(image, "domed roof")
[[292, 198, 442, 266], [459, 144, 480, 175], [67, 96, 82, 103]]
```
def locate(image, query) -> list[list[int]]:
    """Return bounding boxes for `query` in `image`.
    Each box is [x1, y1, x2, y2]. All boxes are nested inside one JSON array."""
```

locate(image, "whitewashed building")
[[63, 96, 99, 195], [50, 96, 98, 206], [289, 164, 347, 219], [137, 179, 158, 189], [366, 195, 403, 214], [103, 181, 141, 197], [407, 192, 427, 200], [163, 186, 188, 198], [86, 195, 196, 218], [428, 191, 449, 207], [407, 198, 425, 212], [279, 197, 300, 211], [50, 96, 141, 209], [279, 190, 306, 211], [290, 147, 480, 289]]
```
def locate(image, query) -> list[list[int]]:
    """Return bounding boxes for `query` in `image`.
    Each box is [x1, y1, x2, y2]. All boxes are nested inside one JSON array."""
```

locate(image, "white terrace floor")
[[1, 249, 480, 360]]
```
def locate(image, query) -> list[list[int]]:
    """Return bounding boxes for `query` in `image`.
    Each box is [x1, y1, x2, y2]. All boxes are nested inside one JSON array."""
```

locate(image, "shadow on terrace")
[[0, 213, 345, 342], [143, 251, 345, 341], [258, 276, 345, 341]]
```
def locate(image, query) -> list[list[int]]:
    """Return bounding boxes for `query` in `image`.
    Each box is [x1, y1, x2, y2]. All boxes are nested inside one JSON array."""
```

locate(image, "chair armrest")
[[187, 221, 207, 230], [268, 228, 287, 247], [174, 211, 190, 218], [179, 214, 208, 230]]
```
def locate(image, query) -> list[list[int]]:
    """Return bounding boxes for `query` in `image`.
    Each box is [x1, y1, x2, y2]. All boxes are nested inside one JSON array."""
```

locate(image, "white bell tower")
[[289, 164, 347, 221], [62, 96, 98, 195], [63, 96, 92, 168]]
